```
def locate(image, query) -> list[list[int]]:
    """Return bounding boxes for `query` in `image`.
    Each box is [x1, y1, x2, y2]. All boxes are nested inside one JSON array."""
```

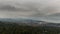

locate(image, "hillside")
[[0, 19, 60, 34]]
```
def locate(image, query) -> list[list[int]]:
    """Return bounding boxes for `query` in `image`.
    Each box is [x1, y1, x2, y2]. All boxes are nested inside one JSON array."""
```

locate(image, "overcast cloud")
[[0, 0, 48, 18], [0, 0, 60, 23]]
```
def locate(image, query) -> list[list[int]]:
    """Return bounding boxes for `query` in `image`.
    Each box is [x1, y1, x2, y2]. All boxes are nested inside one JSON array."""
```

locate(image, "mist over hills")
[[42, 13, 60, 23], [0, 0, 60, 27], [0, 18, 60, 34], [0, 18, 60, 27]]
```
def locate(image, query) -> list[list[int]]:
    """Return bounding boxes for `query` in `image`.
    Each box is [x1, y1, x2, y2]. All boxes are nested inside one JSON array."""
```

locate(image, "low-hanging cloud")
[[0, 0, 49, 18], [0, 0, 60, 23], [0, 0, 53, 17]]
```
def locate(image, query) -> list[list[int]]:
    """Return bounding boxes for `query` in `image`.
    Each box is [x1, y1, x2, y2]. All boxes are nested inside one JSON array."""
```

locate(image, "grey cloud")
[[0, 1, 49, 17], [0, 0, 60, 23], [0, 0, 57, 17], [0, 5, 17, 11], [0, 4, 31, 11]]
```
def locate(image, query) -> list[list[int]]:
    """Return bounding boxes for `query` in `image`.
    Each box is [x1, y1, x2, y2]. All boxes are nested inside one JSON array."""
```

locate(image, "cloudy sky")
[[0, 0, 60, 23]]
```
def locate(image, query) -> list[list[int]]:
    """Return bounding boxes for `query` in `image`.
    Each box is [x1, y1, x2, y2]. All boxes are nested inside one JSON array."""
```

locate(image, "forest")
[[0, 21, 60, 34]]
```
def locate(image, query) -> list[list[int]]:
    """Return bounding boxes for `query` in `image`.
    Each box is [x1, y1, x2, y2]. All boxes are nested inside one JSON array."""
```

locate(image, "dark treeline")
[[0, 21, 60, 34]]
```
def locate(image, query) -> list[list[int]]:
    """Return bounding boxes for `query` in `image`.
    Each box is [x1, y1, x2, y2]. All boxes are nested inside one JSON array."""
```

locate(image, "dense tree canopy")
[[0, 21, 60, 34]]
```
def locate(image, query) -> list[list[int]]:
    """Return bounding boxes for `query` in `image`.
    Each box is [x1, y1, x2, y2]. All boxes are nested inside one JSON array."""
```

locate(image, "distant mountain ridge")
[[0, 18, 60, 27]]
